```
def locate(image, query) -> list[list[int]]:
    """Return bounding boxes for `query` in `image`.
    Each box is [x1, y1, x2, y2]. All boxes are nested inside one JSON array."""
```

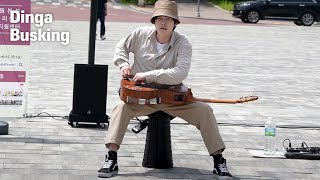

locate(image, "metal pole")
[[88, 0, 99, 65], [138, 0, 145, 6], [197, 0, 200, 17]]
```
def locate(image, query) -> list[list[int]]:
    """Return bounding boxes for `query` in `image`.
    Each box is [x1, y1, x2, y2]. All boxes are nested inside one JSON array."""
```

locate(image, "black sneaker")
[[98, 152, 119, 178], [213, 157, 232, 179]]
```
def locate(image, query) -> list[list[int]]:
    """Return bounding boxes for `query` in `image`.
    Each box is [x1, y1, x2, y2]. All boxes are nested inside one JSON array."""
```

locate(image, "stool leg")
[[142, 111, 173, 169]]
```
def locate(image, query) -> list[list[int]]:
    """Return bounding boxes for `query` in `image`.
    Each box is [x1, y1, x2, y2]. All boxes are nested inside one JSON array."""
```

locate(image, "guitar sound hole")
[[174, 95, 184, 101]]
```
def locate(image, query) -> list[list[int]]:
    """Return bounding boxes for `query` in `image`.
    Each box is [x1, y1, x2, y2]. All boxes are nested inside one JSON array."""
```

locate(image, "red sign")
[[0, 0, 31, 45], [0, 71, 26, 82]]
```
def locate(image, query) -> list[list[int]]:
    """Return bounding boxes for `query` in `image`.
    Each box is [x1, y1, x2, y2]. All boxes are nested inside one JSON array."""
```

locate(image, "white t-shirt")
[[156, 41, 166, 53]]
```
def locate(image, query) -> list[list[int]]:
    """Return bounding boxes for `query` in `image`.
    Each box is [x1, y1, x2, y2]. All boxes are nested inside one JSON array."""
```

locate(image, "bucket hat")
[[151, 0, 180, 24]]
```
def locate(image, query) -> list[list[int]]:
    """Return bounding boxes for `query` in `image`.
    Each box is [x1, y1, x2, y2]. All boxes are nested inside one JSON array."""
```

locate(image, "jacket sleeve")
[[113, 29, 139, 69], [145, 40, 192, 85]]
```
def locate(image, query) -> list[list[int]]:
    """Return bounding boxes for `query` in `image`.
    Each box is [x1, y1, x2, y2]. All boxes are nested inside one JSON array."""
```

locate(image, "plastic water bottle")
[[264, 117, 276, 155]]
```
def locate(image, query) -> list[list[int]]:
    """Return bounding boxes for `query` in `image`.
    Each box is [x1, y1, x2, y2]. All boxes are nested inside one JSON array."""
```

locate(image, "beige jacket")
[[113, 26, 192, 85]]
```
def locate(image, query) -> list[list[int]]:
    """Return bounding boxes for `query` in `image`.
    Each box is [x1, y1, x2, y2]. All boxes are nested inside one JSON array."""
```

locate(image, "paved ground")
[[30, 0, 302, 26], [1, 1, 320, 180], [31, 0, 92, 7]]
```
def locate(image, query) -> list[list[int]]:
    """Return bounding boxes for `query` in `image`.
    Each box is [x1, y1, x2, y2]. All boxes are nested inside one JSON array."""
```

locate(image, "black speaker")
[[69, 64, 109, 126]]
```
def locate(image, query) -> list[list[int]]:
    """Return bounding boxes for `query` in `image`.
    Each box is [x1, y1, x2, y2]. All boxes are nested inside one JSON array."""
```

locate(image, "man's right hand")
[[120, 65, 132, 78]]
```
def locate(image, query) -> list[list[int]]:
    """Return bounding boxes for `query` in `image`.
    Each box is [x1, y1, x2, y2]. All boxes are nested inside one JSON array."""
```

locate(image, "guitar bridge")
[[150, 98, 161, 104], [138, 98, 160, 104], [126, 96, 161, 104]]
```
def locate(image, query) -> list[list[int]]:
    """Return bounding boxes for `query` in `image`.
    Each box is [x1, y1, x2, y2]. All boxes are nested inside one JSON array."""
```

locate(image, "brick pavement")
[[31, 0, 92, 7], [1, 1, 320, 180], [30, 0, 300, 25]]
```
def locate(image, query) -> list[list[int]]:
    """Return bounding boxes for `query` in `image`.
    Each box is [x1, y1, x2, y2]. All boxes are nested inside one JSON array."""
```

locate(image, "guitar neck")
[[184, 89, 258, 104], [187, 97, 239, 104]]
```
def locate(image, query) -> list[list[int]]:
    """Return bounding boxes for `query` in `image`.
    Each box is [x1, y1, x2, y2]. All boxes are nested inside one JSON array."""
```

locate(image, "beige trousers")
[[105, 101, 226, 155]]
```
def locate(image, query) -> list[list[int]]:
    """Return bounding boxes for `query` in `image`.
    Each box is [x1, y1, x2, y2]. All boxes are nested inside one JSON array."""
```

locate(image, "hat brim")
[[151, 9, 180, 24]]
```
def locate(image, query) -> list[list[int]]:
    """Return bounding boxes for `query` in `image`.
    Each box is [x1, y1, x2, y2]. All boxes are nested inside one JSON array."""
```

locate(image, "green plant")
[[145, 0, 157, 4], [120, 0, 243, 12], [120, 0, 156, 5], [208, 0, 244, 11], [120, 0, 137, 5]]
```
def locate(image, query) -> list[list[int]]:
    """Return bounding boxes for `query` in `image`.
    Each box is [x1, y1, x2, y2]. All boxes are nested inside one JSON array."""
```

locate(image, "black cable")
[[283, 138, 292, 149], [283, 139, 320, 154], [132, 117, 320, 129], [217, 122, 320, 130], [131, 118, 320, 129], [22, 112, 68, 121], [302, 141, 309, 149], [22, 113, 320, 130], [134, 117, 143, 123]]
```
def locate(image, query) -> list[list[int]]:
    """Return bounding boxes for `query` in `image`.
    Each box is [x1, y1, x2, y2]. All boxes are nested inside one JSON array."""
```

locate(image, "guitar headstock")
[[237, 96, 259, 103]]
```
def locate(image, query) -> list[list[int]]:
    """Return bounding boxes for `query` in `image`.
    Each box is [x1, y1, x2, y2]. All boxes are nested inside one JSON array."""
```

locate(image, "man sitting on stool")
[[98, 0, 232, 178]]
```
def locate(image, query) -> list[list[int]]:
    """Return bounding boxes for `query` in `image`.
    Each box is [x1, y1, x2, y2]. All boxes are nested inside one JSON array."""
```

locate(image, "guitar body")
[[120, 79, 189, 105], [120, 79, 159, 100], [120, 79, 258, 105], [159, 85, 189, 104]]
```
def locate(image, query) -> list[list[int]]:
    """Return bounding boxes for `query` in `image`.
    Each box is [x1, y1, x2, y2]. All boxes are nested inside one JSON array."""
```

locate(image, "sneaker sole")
[[98, 170, 118, 178]]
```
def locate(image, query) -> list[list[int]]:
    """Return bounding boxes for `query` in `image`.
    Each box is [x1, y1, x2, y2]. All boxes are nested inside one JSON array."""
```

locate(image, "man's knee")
[[112, 101, 136, 117], [115, 101, 129, 111], [196, 102, 213, 113]]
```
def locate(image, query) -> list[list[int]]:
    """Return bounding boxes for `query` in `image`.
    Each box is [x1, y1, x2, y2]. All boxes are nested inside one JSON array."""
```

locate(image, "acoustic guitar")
[[120, 79, 258, 105]]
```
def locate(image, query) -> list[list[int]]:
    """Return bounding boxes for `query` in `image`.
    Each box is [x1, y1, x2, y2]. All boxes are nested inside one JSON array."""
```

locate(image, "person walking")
[[97, 0, 107, 40]]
